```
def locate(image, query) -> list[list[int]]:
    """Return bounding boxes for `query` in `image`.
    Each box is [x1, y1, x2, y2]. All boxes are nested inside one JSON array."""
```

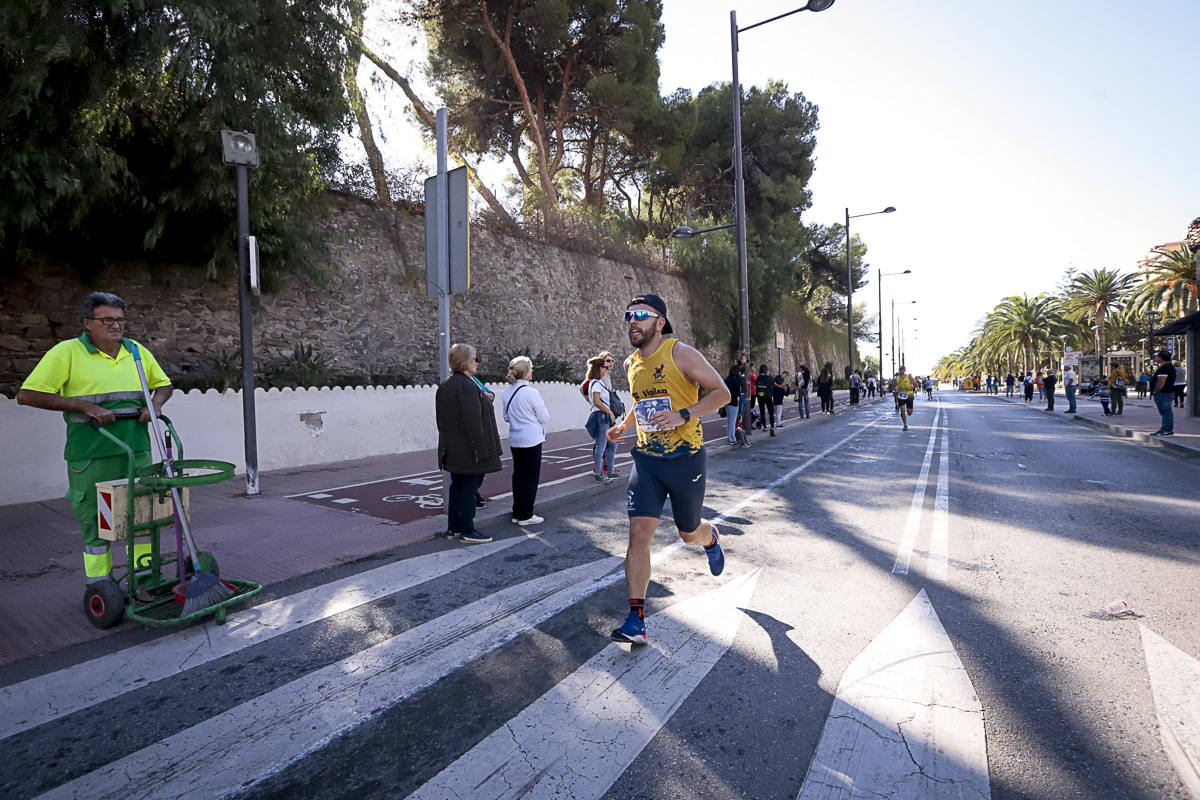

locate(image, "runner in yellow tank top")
[[605, 293, 731, 646]]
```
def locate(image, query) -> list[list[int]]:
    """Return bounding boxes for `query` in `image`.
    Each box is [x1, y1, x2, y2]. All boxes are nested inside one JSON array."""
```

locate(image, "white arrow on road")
[[797, 589, 990, 800], [1140, 624, 1200, 798], [2, 536, 527, 740], [406, 569, 762, 800]]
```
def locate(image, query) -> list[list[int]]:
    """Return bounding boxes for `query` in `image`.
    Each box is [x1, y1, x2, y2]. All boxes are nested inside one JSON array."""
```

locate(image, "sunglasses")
[[624, 309, 662, 323]]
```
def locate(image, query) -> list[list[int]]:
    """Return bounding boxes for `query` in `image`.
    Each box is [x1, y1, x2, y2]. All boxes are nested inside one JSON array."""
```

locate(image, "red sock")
[[630, 599, 645, 620]]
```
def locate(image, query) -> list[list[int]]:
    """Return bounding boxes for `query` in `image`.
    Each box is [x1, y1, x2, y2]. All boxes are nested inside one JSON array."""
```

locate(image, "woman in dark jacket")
[[723, 363, 743, 445], [435, 343, 503, 543], [816, 365, 835, 414]]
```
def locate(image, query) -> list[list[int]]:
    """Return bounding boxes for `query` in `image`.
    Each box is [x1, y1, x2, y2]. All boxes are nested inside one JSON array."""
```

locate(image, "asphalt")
[[0, 388, 873, 668], [2, 386, 1194, 669]]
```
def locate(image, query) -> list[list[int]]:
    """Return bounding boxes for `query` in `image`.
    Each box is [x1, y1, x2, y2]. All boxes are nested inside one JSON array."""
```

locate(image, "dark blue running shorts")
[[626, 448, 707, 532]]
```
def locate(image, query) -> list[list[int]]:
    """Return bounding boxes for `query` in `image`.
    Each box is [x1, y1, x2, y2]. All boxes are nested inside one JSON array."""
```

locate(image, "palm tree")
[[979, 293, 1070, 372], [1061, 268, 1137, 370], [1131, 244, 1197, 318]]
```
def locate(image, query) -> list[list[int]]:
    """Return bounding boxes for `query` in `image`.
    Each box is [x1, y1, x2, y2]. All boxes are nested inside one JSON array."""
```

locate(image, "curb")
[[989, 395, 1200, 460]]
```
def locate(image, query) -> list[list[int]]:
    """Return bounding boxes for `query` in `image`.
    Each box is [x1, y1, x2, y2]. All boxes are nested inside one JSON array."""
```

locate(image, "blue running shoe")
[[705, 525, 724, 576], [610, 611, 647, 645]]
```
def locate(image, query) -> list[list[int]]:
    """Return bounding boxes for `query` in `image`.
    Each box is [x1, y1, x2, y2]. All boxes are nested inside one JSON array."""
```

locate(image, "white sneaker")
[[513, 515, 545, 526]]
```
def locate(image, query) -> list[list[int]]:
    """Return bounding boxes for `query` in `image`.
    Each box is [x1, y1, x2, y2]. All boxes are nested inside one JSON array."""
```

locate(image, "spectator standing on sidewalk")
[[771, 374, 788, 429], [1150, 349, 1177, 436], [501, 356, 551, 526], [1036, 371, 1044, 400], [1044, 369, 1057, 411], [1173, 364, 1187, 408], [867, 375, 877, 398], [849, 370, 861, 405], [723, 363, 743, 446], [584, 354, 619, 483], [755, 364, 775, 434], [796, 364, 812, 419], [1137, 369, 1151, 399], [1064, 364, 1078, 413], [1006, 373, 1016, 397], [436, 343, 502, 544], [816, 365, 835, 414], [1108, 365, 1128, 415]]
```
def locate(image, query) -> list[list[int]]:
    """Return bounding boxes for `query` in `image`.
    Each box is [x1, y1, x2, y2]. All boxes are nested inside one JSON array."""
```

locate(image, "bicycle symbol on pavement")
[[382, 493, 443, 509]]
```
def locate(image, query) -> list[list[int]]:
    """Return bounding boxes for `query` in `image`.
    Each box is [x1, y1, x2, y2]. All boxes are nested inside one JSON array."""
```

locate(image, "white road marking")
[[0, 537, 527, 739], [36, 557, 628, 800], [797, 589, 990, 800], [331, 497, 357, 504], [407, 570, 762, 800], [892, 402, 942, 575], [306, 492, 332, 499], [1140, 625, 1200, 798], [928, 407, 951, 581], [26, 413, 881, 796]]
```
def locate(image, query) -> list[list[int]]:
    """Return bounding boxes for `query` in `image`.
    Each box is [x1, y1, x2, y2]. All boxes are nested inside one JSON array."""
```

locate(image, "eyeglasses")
[[624, 309, 661, 322], [604, 359, 614, 365], [88, 317, 127, 327]]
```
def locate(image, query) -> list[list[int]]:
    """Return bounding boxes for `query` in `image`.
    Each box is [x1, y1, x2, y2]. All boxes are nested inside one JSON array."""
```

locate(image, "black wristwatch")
[[678, 407, 692, 423]]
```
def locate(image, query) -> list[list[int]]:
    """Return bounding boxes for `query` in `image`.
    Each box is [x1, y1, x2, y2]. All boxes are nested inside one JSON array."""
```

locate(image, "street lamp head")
[[805, 0, 835, 11], [902, 269, 911, 274], [670, 225, 696, 239], [882, 206, 896, 213], [220, 130, 259, 168]]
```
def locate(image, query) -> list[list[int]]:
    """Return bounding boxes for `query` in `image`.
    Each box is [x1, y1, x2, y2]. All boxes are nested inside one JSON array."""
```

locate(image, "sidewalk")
[[0, 389, 873, 668], [991, 389, 1200, 457]]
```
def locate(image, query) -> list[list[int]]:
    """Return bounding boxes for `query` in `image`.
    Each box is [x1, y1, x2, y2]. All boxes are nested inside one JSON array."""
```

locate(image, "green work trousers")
[[66, 452, 152, 583]]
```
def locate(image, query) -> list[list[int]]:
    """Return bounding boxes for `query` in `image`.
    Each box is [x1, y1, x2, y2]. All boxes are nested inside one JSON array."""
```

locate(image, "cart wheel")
[[83, 579, 125, 629], [185, 552, 219, 578], [215, 607, 227, 625]]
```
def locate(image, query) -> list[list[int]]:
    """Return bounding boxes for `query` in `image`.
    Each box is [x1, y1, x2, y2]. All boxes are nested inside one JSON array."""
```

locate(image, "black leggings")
[[820, 394, 833, 413], [510, 443, 542, 521], [756, 396, 775, 428]]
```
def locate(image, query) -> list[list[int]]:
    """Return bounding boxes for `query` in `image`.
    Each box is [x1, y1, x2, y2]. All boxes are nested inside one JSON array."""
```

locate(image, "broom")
[[129, 343, 234, 616]]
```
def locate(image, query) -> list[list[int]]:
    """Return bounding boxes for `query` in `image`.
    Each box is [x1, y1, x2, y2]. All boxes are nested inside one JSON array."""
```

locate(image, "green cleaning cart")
[[84, 410, 261, 628]]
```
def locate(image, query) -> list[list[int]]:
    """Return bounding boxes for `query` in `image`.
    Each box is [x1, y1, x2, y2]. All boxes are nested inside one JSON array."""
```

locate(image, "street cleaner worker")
[[17, 292, 173, 599], [605, 293, 731, 645]]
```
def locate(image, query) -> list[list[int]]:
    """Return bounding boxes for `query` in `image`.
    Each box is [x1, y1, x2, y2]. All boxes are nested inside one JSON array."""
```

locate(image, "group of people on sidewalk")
[[1002, 350, 1182, 436]]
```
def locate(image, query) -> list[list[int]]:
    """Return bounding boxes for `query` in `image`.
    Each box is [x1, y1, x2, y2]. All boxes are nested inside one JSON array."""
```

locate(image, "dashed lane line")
[[893, 400, 942, 576]]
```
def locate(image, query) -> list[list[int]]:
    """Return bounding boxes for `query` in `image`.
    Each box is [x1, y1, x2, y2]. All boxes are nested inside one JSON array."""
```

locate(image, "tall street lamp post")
[[845, 206, 895, 374], [891, 298, 915, 375], [1146, 310, 1162, 365], [878, 268, 910, 378], [731, 0, 835, 356]]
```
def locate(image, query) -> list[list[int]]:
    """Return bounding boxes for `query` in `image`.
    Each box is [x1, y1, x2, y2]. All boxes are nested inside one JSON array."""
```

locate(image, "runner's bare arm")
[[648, 342, 730, 429]]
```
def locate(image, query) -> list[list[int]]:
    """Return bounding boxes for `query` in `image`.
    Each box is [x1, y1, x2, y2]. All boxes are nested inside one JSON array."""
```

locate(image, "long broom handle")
[[129, 344, 203, 565]]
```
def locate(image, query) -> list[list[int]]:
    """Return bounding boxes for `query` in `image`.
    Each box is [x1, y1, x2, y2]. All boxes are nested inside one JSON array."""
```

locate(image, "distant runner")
[[894, 366, 915, 431], [606, 293, 731, 645]]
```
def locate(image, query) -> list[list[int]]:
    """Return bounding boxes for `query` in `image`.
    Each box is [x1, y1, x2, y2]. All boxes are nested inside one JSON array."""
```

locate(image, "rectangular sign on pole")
[[425, 166, 470, 297], [775, 331, 785, 350], [1062, 350, 1081, 367]]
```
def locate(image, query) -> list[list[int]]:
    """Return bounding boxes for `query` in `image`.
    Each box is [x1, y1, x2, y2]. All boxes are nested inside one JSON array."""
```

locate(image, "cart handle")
[[138, 459, 236, 488]]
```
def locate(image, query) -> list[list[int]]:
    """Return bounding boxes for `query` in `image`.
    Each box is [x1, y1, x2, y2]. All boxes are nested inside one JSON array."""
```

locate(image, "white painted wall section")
[[0, 382, 623, 505]]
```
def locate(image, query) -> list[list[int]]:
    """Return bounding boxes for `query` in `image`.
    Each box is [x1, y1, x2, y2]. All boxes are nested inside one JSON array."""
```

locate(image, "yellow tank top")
[[628, 338, 702, 457]]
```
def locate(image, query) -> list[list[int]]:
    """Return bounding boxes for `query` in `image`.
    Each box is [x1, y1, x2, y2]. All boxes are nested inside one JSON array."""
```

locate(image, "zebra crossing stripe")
[[1140, 625, 1200, 797], [797, 589, 990, 800], [35, 555, 627, 800], [1, 536, 527, 739], [407, 569, 762, 800]]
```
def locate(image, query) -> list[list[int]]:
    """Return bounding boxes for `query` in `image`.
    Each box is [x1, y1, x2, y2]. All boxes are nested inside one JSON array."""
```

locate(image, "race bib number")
[[634, 397, 673, 432], [897, 392, 910, 400]]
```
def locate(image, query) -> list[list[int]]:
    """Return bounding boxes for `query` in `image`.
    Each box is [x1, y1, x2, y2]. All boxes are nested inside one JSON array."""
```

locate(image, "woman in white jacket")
[[501, 355, 551, 525]]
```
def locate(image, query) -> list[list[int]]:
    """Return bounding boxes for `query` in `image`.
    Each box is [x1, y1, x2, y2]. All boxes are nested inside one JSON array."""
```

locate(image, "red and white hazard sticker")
[[98, 487, 113, 532]]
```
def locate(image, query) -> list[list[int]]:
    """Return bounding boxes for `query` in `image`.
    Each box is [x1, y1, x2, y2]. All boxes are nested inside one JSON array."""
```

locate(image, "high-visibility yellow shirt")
[[896, 375, 915, 395], [627, 338, 702, 458], [22, 334, 171, 461]]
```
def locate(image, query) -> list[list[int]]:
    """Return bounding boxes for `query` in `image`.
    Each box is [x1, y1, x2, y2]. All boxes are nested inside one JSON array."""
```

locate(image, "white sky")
[[360, 0, 1200, 374]]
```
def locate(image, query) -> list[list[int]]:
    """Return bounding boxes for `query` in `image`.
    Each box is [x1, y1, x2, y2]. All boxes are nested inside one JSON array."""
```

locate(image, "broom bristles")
[[180, 570, 235, 617]]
